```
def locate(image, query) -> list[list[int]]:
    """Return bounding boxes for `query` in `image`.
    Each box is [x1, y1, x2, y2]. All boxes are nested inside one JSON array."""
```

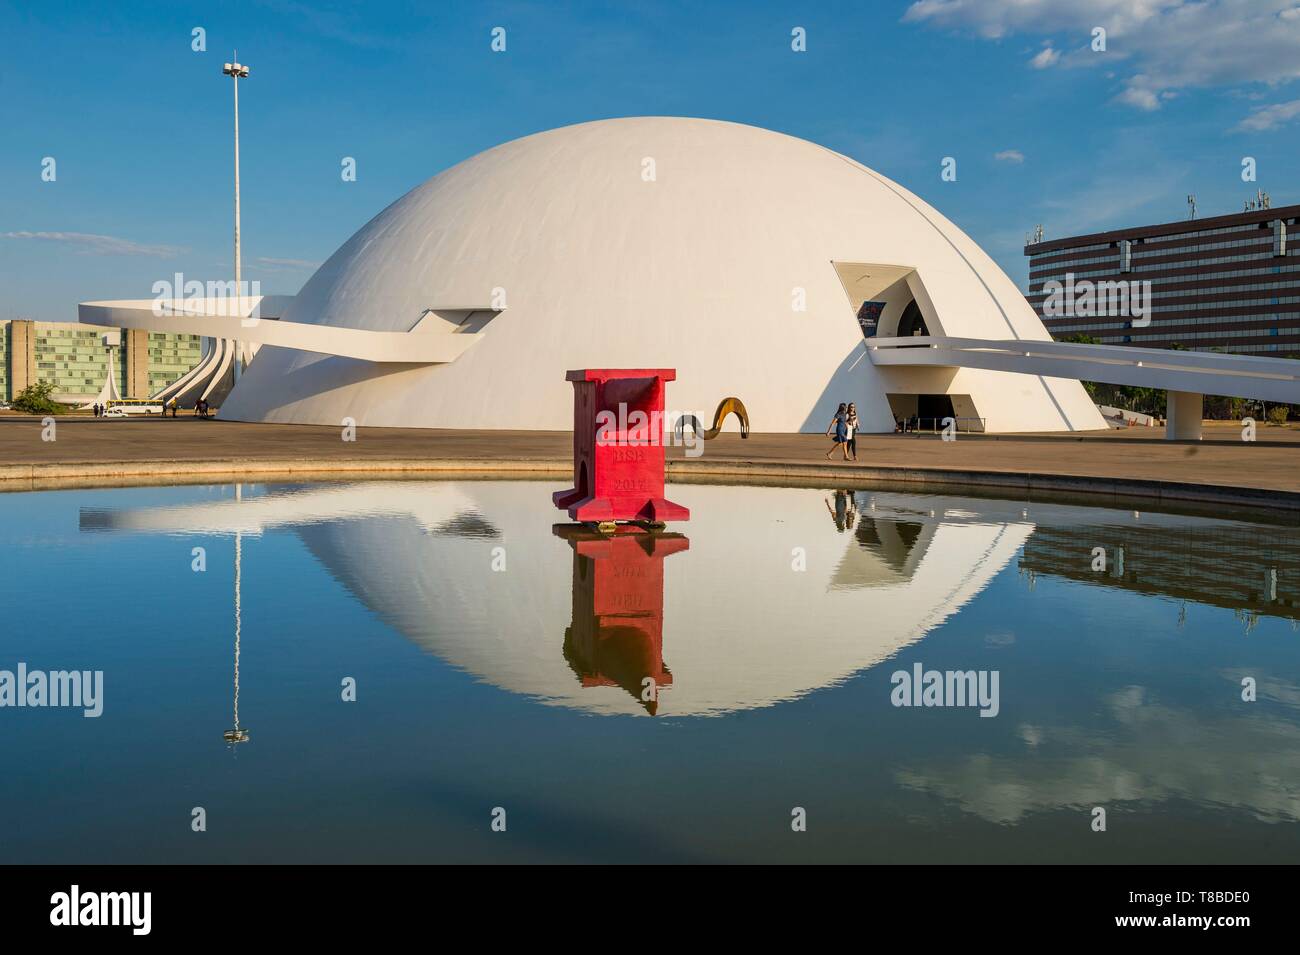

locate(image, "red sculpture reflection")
[[554, 524, 689, 715]]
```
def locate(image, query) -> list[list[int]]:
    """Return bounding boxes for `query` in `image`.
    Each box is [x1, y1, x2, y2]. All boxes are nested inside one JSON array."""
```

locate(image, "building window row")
[[1028, 251, 1119, 271], [1037, 298, 1300, 314], [1030, 221, 1298, 273], [1028, 240, 1114, 257], [1031, 259, 1300, 289], [1154, 219, 1298, 245], [1030, 279, 1300, 301], [1132, 237, 1273, 259], [1147, 298, 1300, 313], [1029, 221, 1295, 266], [1047, 314, 1297, 333]]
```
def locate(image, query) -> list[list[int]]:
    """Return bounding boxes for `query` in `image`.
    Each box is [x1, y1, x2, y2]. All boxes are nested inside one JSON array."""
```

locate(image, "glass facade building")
[[2, 320, 202, 402], [146, 331, 204, 396], [33, 324, 128, 397], [1025, 204, 1300, 355]]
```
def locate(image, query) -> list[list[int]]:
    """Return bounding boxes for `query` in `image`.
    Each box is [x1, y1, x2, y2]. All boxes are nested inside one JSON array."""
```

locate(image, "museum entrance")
[[917, 394, 955, 420], [886, 393, 969, 433]]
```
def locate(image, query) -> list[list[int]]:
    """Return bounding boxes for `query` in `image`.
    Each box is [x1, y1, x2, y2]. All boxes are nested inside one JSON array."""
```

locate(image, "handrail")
[[899, 416, 986, 434]]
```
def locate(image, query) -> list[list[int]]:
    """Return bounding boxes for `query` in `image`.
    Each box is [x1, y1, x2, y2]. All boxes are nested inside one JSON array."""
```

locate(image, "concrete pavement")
[[2, 416, 1298, 509]]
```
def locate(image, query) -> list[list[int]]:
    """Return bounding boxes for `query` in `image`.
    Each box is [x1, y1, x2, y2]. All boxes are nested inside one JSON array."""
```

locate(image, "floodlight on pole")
[[223, 54, 250, 382]]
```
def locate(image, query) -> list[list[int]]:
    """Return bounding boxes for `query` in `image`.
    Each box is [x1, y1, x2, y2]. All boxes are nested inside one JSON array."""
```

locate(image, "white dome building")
[[219, 117, 1104, 433]]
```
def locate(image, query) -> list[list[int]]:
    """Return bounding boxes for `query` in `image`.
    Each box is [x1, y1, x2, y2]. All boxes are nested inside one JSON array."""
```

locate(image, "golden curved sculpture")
[[675, 397, 750, 442]]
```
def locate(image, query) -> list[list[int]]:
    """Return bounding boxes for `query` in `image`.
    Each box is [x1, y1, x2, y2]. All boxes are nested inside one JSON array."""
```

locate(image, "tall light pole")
[[222, 54, 250, 382]]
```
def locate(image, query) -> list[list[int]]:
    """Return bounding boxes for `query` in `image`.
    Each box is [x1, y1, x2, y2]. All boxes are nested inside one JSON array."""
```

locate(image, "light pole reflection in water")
[[224, 484, 249, 747]]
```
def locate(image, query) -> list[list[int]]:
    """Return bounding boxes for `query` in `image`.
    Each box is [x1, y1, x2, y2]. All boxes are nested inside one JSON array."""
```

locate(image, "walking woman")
[[845, 403, 860, 461], [825, 402, 849, 460]]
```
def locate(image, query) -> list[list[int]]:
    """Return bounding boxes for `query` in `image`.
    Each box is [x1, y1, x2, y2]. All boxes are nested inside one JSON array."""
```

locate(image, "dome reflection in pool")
[[1, 479, 1298, 863]]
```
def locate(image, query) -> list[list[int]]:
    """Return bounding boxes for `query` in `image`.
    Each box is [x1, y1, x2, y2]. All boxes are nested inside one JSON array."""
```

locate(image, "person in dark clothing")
[[824, 403, 848, 460]]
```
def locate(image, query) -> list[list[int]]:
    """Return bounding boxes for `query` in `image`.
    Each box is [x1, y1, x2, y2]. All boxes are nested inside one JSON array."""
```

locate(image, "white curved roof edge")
[[78, 298, 497, 364], [869, 335, 1300, 404]]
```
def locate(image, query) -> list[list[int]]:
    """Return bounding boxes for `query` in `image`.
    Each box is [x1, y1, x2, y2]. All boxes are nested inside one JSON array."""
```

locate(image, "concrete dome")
[[222, 117, 1101, 432]]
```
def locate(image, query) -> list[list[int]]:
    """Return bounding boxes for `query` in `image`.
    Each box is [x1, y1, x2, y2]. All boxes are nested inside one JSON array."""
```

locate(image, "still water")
[[2, 478, 1299, 863]]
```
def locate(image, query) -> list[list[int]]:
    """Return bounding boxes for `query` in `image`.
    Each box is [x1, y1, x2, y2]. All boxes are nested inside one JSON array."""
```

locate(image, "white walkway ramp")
[[78, 295, 499, 409], [868, 335, 1300, 439], [79, 298, 489, 365]]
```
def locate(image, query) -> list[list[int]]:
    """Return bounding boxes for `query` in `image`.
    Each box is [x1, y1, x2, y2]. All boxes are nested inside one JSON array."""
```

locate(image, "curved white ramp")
[[869, 336, 1300, 405]]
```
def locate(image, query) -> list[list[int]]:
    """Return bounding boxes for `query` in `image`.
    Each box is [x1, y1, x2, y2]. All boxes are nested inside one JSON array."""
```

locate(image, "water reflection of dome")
[[290, 482, 1029, 716], [79, 480, 1300, 718], [83, 480, 1300, 716]]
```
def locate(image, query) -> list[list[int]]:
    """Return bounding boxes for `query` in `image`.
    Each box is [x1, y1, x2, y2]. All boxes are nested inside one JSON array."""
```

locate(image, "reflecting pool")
[[3, 479, 1300, 863]]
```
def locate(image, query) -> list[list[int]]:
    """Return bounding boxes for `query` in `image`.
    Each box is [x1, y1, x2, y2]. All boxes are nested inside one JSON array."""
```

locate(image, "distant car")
[[104, 407, 130, 418]]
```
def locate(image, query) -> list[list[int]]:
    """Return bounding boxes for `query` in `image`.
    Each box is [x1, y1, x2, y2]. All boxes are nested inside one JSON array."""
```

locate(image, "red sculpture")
[[552, 368, 690, 525], [555, 524, 688, 715]]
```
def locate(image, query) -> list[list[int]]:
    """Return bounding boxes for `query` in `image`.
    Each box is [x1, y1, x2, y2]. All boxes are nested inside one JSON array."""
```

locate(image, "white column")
[[1166, 390, 1204, 441]]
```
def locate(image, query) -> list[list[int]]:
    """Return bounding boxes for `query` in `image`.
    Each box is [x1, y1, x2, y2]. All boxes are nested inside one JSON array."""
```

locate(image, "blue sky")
[[3, 0, 1299, 321]]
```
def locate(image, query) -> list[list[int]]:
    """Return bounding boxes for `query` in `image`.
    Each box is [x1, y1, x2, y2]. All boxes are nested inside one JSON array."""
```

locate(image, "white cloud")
[[895, 687, 1300, 825], [903, 0, 1181, 40], [1236, 97, 1300, 131], [994, 149, 1025, 163], [255, 256, 321, 271], [1, 231, 183, 257], [1030, 46, 1060, 69], [903, 0, 1300, 110], [1115, 82, 1161, 111]]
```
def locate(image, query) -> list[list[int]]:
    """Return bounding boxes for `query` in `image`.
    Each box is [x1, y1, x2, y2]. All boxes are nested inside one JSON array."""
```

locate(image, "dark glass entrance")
[[897, 300, 929, 338], [917, 394, 955, 420]]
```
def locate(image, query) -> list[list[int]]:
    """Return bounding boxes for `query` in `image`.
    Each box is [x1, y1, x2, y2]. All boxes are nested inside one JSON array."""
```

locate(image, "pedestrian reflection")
[[825, 490, 858, 532]]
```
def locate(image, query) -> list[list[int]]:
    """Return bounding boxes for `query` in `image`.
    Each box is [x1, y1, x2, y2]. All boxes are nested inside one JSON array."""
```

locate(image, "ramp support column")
[[1166, 390, 1204, 441]]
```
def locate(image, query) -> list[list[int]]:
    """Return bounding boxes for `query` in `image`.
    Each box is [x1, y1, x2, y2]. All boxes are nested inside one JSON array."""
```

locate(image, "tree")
[[11, 380, 66, 415]]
